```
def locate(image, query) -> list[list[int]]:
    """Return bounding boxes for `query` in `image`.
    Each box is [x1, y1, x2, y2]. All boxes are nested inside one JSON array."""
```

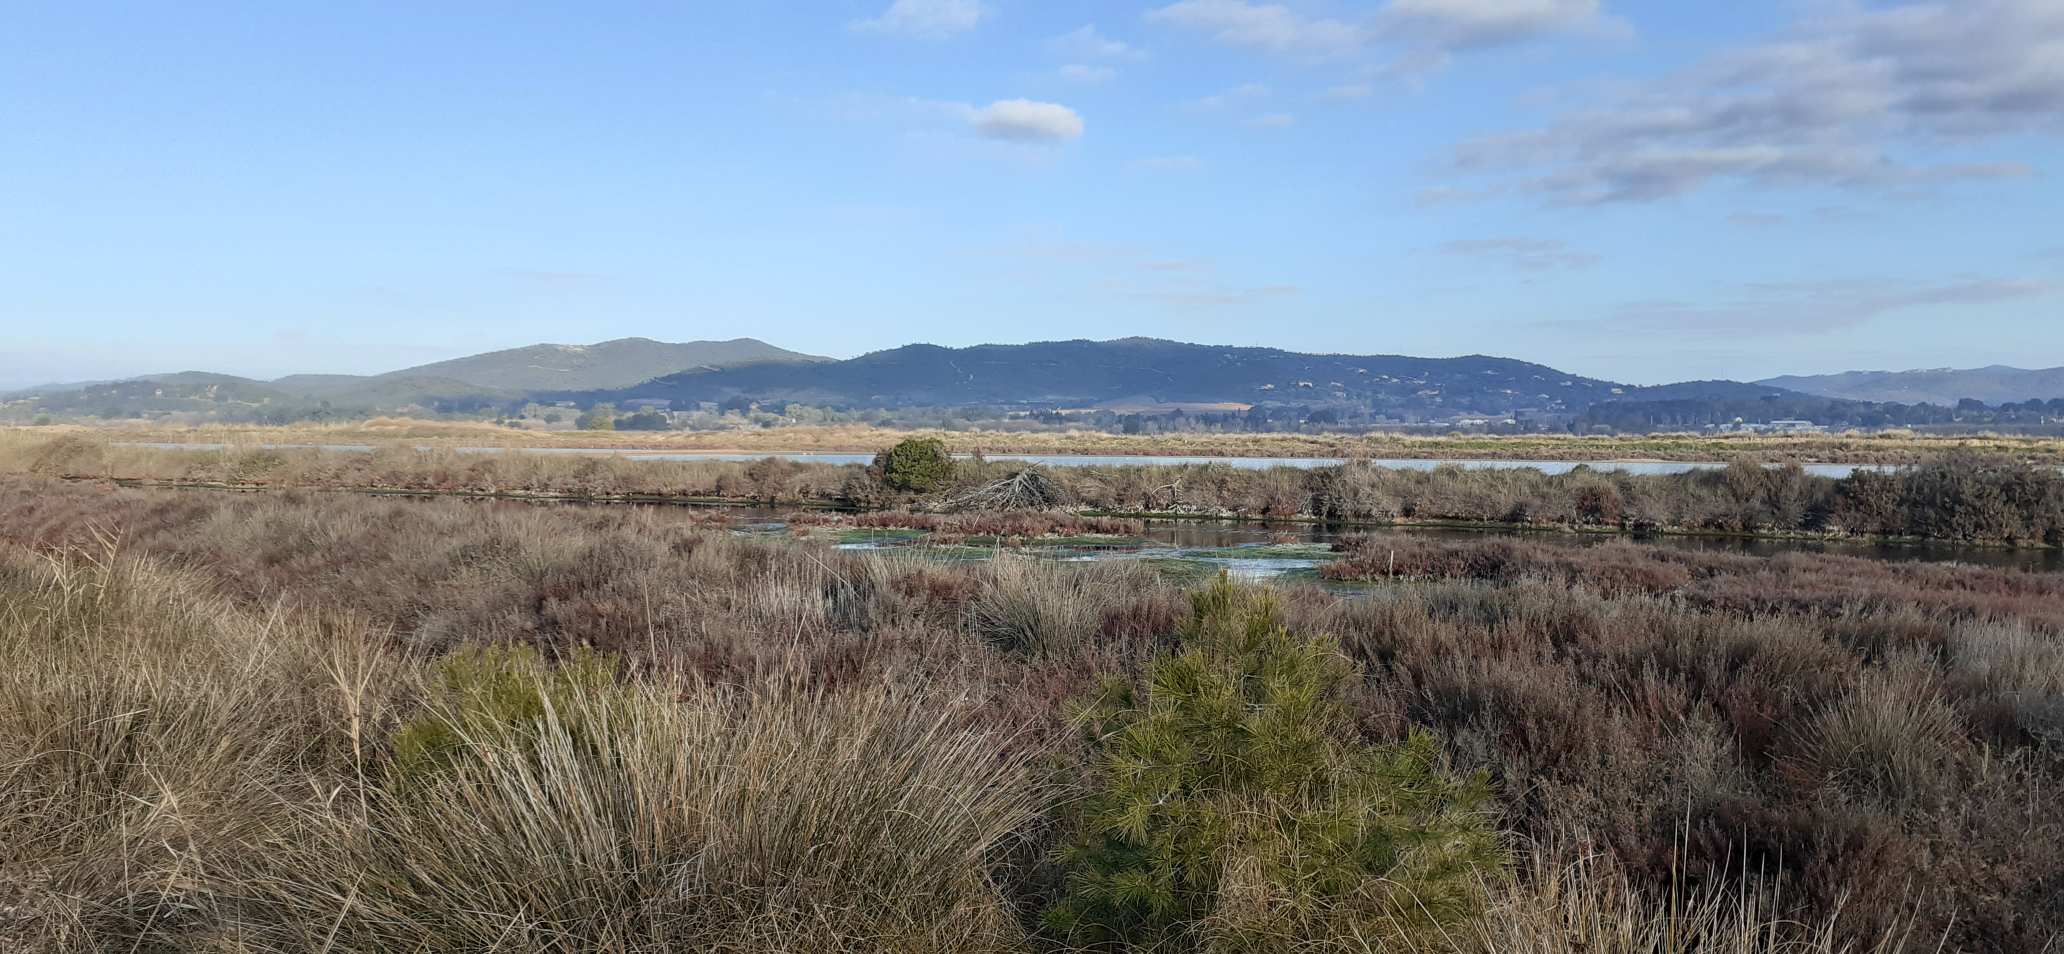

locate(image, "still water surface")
[[728, 508, 2064, 578], [123, 442, 1879, 478]]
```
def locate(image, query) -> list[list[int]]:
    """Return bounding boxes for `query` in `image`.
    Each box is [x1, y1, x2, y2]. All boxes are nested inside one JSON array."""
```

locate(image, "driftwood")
[[944, 468, 1068, 512]]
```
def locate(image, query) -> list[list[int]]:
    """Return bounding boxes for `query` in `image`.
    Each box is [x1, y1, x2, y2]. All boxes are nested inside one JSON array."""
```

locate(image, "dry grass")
[[0, 543, 395, 951], [246, 675, 1044, 953], [1429, 849, 1920, 954], [1, 477, 2056, 951]]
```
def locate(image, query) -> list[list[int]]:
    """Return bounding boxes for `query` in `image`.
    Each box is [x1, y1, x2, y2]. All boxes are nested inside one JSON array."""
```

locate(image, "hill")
[[569, 340, 1626, 419], [6, 337, 829, 421], [371, 337, 826, 393], [1758, 366, 2064, 406], [9, 372, 302, 417], [586, 338, 1625, 415]]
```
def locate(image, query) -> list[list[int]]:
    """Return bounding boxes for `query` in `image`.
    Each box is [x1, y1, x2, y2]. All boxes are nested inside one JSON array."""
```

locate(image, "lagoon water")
[[122, 442, 1880, 478], [767, 510, 2064, 577]]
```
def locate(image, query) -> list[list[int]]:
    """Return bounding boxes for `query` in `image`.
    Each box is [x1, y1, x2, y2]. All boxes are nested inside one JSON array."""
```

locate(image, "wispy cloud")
[[1556, 278, 2055, 337], [1057, 63, 1117, 84], [1049, 24, 1143, 60], [1145, 0, 1369, 58], [1184, 82, 1270, 112], [1443, 0, 2063, 204], [1438, 237, 1598, 271], [821, 93, 1084, 146], [1380, 0, 1626, 51], [1143, 0, 1621, 64], [853, 0, 987, 39]]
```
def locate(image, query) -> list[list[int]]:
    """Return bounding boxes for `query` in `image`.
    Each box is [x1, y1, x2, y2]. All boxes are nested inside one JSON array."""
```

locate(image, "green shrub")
[[391, 643, 620, 781], [576, 403, 618, 431], [1045, 576, 1505, 952], [874, 436, 955, 493]]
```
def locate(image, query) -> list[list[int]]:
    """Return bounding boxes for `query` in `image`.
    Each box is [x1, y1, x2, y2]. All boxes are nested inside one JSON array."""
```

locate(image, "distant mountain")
[[363, 337, 826, 393], [585, 338, 1624, 415], [14, 372, 303, 417], [8, 337, 828, 418], [1758, 366, 2064, 406], [1617, 380, 1799, 403], [263, 336, 827, 399]]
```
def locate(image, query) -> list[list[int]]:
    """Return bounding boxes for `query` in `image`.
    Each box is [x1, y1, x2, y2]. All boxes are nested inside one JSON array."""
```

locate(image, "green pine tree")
[[1045, 576, 1504, 952]]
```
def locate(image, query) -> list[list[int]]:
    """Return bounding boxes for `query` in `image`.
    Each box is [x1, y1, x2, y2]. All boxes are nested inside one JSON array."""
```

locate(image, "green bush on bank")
[[875, 436, 956, 493]]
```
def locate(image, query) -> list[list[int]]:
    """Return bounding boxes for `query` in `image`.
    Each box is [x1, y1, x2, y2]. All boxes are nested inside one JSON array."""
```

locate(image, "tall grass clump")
[[245, 649, 1048, 954], [969, 555, 1164, 656], [0, 542, 389, 952], [1045, 576, 1504, 952], [1434, 848, 1918, 954], [1798, 657, 1963, 810]]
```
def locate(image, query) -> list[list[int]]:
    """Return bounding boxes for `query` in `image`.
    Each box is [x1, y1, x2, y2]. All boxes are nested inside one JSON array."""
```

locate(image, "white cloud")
[[1050, 24, 1142, 60], [854, 0, 987, 39], [1145, 0, 1368, 58], [1447, 0, 2064, 203], [1058, 63, 1117, 84], [970, 99, 1085, 142], [1144, 0, 1618, 61], [1380, 0, 1626, 51]]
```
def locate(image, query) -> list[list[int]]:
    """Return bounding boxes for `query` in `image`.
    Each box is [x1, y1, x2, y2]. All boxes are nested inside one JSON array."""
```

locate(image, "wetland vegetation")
[[2, 475, 2061, 951], [11, 431, 2064, 549]]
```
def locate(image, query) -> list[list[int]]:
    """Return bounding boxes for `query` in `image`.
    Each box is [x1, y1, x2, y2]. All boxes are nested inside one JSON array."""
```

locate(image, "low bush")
[[1045, 577, 1503, 952], [875, 436, 956, 493]]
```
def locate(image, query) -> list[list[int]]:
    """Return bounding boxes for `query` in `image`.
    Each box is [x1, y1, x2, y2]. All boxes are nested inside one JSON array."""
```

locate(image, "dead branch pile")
[[943, 468, 1069, 512]]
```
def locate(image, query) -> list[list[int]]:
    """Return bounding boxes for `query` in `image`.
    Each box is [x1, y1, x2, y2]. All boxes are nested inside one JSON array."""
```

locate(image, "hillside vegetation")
[[572, 338, 1624, 415]]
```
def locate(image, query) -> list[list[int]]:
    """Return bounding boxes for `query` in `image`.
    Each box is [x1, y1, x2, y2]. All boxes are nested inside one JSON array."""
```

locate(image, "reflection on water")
[[120, 442, 1886, 478], [775, 509, 2064, 578]]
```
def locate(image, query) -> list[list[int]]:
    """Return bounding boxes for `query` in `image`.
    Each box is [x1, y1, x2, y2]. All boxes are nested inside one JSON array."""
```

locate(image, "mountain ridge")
[[1758, 366, 2064, 406], [578, 338, 1628, 415]]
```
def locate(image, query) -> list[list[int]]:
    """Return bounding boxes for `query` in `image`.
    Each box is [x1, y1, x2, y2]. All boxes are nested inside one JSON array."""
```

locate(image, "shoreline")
[[14, 420, 2064, 466], [61, 474, 2063, 555]]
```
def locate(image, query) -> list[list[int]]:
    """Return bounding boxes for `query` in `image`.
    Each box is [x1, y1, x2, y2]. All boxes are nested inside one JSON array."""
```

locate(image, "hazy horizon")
[[6, 1, 2060, 388]]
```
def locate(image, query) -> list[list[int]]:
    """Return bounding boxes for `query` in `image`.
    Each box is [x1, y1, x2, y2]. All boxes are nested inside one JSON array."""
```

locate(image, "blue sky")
[[3, 0, 2059, 388]]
